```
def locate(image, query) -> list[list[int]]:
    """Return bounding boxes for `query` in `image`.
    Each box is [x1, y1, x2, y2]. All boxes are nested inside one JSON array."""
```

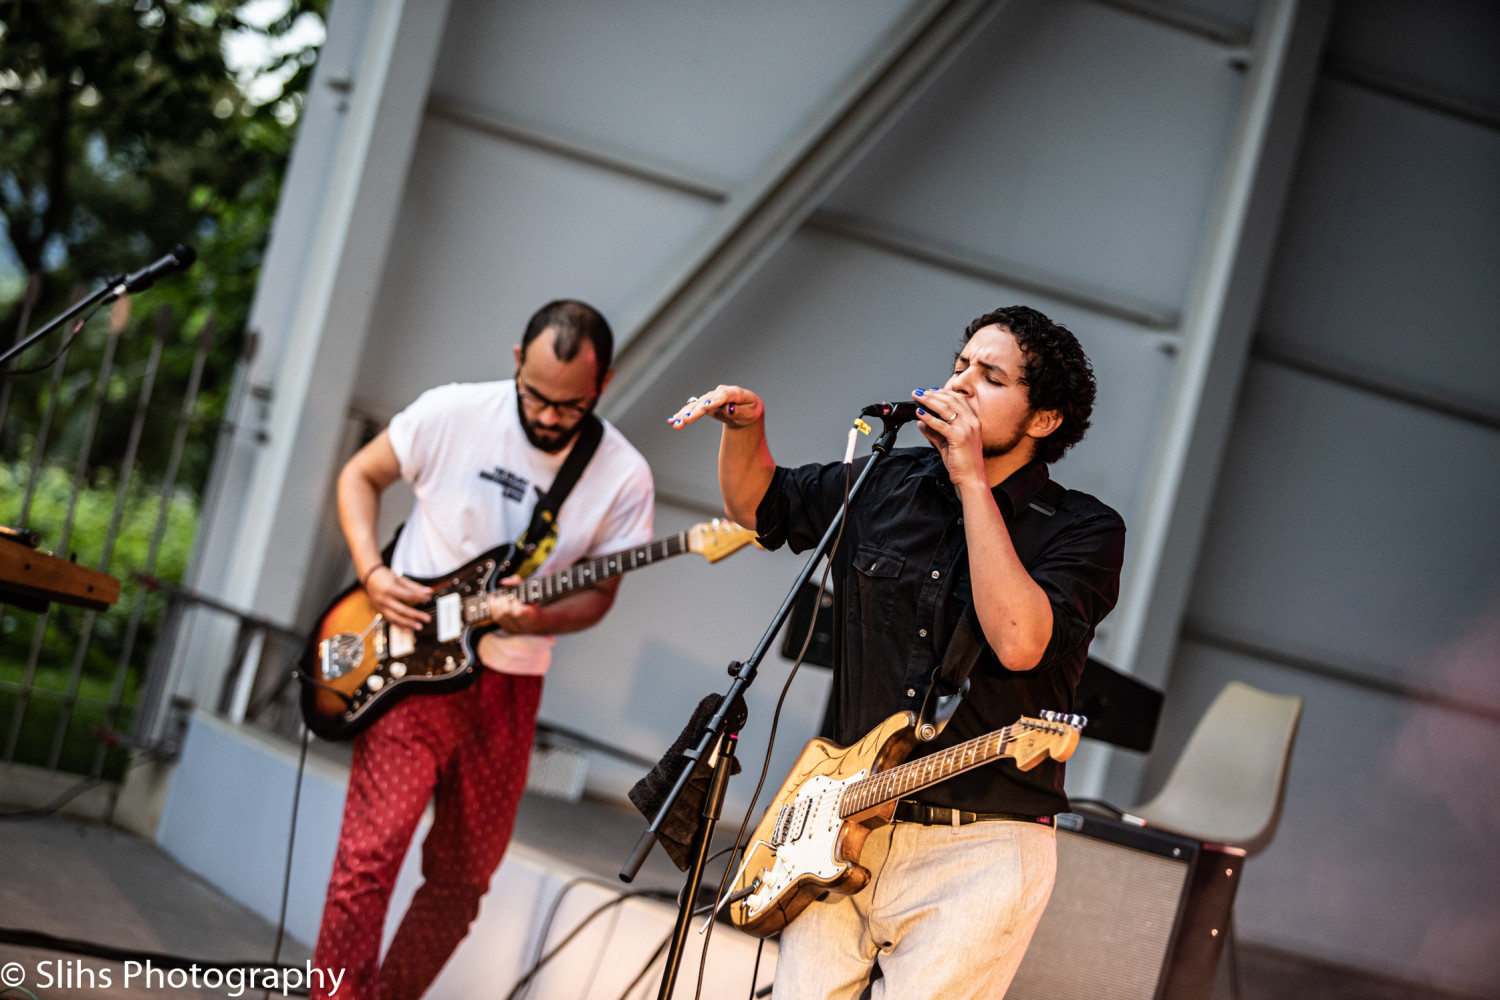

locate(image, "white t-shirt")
[[385, 379, 655, 676]]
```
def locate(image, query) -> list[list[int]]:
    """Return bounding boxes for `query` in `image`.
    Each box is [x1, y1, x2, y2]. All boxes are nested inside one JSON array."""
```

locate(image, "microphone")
[[859, 401, 922, 424], [120, 244, 197, 295]]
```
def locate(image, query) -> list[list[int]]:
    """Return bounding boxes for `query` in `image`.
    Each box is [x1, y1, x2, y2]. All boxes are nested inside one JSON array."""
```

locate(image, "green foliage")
[[0, 0, 325, 775], [0, 0, 327, 488], [0, 458, 199, 779], [1, 457, 199, 775]]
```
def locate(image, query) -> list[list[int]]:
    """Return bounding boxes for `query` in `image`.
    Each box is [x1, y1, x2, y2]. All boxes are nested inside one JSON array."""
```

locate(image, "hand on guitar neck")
[[485, 572, 619, 636]]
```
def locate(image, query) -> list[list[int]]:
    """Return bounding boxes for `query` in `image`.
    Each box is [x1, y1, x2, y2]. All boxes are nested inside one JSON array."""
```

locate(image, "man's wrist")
[[359, 563, 387, 588]]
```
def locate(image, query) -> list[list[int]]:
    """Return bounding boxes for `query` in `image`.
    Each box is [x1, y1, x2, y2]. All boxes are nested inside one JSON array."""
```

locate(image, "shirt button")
[[931, 570, 941, 579], [958, 517, 964, 525], [906, 688, 916, 698], [919, 629, 928, 637]]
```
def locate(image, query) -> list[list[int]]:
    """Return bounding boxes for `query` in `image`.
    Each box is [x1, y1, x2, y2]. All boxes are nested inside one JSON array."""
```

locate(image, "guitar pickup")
[[386, 623, 415, 659], [435, 593, 463, 643]]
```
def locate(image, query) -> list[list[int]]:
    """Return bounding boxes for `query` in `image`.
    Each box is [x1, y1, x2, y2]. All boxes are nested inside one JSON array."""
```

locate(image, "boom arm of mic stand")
[[0, 275, 126, 369], [619, 418, 903, 884]]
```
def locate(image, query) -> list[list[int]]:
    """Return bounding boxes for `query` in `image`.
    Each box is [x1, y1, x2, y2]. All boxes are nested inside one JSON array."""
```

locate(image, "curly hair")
[[964, 305, 1095, 465]]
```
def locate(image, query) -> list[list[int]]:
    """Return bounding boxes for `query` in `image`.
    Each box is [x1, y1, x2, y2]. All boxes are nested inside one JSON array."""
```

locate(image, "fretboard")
[[457, 531, 691, 625], [838, 724, 1024, 818]]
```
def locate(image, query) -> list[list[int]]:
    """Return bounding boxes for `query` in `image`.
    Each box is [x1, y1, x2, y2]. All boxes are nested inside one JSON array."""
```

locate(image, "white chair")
[[1130, 680, 1303, 856]]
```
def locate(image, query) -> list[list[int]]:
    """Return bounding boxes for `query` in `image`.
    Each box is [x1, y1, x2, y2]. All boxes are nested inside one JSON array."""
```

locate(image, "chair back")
[[1130, 681, 1302, 856]]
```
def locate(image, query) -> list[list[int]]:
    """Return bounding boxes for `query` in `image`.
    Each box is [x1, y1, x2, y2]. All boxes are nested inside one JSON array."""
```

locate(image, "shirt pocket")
[[853, 543, 905, 635]]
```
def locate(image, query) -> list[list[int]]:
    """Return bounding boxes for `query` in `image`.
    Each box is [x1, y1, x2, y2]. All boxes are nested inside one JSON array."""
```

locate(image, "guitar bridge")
[[320, 633, 364, 679]]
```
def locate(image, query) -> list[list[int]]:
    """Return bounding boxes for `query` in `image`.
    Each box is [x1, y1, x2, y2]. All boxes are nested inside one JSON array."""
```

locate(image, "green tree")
[[0, 0, 326, 484], [0, 0, 326, 776]]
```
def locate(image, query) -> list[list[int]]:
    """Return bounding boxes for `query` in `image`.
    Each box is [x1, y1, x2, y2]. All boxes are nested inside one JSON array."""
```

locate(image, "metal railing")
[[1, 296, 240, 779]]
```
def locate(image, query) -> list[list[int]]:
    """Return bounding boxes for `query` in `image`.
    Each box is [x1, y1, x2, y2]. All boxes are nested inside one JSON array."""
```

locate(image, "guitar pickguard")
[[740, 770, 866, 924]]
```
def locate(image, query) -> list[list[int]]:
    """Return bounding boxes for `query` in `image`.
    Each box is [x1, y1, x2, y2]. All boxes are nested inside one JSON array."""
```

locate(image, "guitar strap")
[[511, 413, 604, 578], [916, 478, 1068, 742]]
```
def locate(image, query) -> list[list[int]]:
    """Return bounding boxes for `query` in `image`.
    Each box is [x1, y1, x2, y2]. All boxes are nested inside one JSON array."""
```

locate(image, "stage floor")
[[0, 791, 1479, 1000]]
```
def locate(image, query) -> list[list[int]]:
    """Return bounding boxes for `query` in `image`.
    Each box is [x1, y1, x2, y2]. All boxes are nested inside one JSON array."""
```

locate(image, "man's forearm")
[[959, 481, 1053, 671], [718, 421, 776, 528], [529, 585, 616, 634], [337, 463, 388, 582]]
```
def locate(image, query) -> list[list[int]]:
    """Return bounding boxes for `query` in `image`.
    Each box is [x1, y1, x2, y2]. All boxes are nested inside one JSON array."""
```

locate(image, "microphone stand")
[[620, 414, 907, 1000], [0, 274, 127, 369]]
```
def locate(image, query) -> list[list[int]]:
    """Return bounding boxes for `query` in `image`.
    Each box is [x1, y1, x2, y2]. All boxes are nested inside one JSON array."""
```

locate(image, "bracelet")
[[359, 563, 387, 588]]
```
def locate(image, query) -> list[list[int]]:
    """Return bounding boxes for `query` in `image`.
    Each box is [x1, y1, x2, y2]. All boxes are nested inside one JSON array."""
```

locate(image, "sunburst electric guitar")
[[299, 520, 756, 740], [727, 710, 1085, 937]]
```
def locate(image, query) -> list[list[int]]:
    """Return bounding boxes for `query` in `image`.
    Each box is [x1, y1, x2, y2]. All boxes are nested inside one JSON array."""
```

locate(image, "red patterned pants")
[[312, 669, 542, 1000]]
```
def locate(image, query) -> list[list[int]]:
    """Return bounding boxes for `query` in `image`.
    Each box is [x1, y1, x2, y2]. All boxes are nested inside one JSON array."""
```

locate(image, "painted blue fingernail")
[[929, 386, 941, 391], [914, 388, 925, 396], [702, 398, 712, 405], [917, 407, 926, 415], [727, 403, 736, 414]]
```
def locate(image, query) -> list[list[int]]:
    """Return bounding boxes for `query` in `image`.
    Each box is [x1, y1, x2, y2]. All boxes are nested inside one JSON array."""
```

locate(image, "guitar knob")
[[366, 675, 385, 691], [389, 662, 407, 679]]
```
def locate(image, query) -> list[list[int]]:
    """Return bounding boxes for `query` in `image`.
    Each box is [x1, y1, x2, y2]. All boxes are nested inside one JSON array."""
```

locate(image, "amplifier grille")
[[1007, 827, 1191, 1000]]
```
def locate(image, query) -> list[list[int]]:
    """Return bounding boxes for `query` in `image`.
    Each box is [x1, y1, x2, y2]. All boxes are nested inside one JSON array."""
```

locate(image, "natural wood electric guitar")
[[298, 520, 756, 740], [728, 710, 1085, 937]]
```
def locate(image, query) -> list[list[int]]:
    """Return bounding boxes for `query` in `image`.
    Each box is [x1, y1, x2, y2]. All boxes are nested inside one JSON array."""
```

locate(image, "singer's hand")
[[365, 567, 433, 631], [912, 386, 985, 488], [487, 575, 546, 634], [666, 385, 764, 430]]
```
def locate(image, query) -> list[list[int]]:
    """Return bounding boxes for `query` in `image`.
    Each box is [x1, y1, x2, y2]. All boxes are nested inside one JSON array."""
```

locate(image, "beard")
[[982, 420, 1032, 459], [516, 394, 588, 454]]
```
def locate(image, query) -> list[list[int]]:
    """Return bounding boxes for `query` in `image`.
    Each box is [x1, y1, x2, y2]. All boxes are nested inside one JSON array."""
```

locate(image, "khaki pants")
[[774, 818, 1057, 1000]]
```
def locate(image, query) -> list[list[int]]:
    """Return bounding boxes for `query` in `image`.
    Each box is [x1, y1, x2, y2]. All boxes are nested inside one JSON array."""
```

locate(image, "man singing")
[[670, 306, 1124, 998], [313, 300, 654, 999]]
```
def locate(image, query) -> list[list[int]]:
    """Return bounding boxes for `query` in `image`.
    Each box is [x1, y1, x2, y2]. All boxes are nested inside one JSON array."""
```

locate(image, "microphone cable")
[[690, 447, 858, 1000]]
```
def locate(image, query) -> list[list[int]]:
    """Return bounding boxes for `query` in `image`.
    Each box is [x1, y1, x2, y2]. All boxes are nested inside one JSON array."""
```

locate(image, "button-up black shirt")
[[755, 447, 1125, 816]]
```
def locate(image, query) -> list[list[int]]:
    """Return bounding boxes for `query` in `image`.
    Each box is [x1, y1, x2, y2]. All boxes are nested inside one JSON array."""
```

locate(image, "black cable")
[[0, 776, 103, 821], [510, 874, 619, 1000], [690, 457, 853, 1000], [0, 752, 155, 821], [4, 307, 102, 378], [1066, 797, 1126, 817], [614, 928, 673, 1000], [264, 725, 312, 1000], [501, 887, 676, 1000], [747, 937, 765, 1000]]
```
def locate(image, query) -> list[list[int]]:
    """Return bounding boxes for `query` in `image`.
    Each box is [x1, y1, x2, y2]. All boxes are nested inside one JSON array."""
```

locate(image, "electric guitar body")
[[299, 520, 756, 741], [729, 710, 1085, 938], [299, 544, 512, 741]]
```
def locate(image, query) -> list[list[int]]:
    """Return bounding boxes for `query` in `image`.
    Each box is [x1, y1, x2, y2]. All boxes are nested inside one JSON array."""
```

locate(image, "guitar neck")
[[838, 724, 1025, 819], [458, 531, 692, 626]]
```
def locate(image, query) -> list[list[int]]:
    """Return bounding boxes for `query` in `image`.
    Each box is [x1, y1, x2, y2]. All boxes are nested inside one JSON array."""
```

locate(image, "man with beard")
[[312, 300, 654, 1000], [670, 306, 1124, 999]]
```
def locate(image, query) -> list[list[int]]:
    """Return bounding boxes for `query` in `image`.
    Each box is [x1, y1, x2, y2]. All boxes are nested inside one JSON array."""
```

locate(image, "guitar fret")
[[841, 724, 1042, 820]]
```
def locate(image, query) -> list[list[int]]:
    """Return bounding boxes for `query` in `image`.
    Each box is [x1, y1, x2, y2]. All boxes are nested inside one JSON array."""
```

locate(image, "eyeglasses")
[[516, 377, 595, 419]]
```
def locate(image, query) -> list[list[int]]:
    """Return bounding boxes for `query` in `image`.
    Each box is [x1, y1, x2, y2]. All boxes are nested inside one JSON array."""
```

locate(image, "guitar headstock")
[[687, 519, 759, 563], [1008, 712, 1087, 770]]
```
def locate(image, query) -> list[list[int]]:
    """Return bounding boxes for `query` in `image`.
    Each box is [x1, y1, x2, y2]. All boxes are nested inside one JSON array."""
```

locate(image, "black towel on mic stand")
[[628, 693, 743, 871]]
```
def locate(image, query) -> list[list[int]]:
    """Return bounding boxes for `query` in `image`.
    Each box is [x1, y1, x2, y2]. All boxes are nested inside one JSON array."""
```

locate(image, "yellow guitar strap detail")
[[513, 513, 557, 579]]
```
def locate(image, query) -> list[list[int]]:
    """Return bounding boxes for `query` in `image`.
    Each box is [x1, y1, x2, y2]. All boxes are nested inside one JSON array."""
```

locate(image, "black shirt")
[[754, 447, 1125, 817]]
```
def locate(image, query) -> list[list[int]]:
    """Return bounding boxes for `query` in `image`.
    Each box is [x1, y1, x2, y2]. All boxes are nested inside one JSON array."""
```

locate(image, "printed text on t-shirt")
[[479, 466, 530, 503]]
